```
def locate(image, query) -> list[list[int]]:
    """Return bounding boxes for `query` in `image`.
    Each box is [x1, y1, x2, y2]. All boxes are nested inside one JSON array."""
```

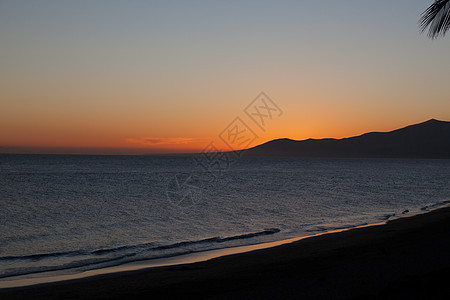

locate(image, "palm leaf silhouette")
[[420, 0, 450, 39]]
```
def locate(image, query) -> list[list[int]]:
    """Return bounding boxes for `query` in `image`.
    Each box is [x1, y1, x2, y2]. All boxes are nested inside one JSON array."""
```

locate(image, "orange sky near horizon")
[[1, 1, 449, 155]]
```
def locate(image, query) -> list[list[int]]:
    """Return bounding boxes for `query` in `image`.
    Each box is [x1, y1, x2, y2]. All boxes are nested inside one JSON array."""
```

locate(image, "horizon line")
[[1, 118, 447, 156]]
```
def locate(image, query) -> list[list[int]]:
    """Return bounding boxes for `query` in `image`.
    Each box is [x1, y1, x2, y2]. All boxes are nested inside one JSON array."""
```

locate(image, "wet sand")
[[1, 207, 450, 299]]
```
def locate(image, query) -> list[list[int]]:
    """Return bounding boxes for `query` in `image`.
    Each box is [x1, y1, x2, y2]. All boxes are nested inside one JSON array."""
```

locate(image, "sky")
[[1, 0, 449, 154]]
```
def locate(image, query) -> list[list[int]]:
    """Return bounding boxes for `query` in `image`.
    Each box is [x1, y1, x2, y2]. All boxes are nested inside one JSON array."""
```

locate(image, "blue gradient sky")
[[1, 1, 449, 153]]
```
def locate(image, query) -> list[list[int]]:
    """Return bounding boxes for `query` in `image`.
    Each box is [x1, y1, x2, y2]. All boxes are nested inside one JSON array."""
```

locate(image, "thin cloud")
[[126, 137, 194, 145]]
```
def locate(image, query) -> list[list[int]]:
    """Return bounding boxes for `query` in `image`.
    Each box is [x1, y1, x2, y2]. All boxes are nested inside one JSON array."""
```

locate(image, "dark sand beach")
[[1, 207, 450, 299]]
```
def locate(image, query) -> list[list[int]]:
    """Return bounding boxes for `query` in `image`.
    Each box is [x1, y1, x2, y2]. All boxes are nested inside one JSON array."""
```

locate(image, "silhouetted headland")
[[243, 119, 450, 158]]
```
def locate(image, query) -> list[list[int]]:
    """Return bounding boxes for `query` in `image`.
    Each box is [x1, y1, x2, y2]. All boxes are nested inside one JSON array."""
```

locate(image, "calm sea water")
[[0, 154, 449, 281]]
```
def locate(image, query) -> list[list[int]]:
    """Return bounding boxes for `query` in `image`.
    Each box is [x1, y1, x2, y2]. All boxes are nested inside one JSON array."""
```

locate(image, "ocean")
[[1, 154, 449, 285]]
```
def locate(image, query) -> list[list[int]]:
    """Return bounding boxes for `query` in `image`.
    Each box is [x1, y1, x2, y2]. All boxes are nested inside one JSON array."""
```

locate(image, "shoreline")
[[2, 203, 446, 289], [1, 206, 450, 299], [0, 221, 386, 289]]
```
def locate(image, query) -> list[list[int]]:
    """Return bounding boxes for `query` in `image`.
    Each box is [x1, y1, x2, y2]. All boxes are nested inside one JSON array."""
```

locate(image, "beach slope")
[[1, 207, 450, 299]]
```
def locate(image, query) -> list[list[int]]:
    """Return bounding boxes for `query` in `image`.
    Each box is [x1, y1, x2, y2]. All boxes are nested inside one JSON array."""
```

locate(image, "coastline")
[[0, 222, 386, 289], [1, 206, 450, 299]]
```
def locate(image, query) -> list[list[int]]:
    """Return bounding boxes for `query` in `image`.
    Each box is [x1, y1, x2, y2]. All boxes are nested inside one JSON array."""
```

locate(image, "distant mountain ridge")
[[243, 119, 450, 158]]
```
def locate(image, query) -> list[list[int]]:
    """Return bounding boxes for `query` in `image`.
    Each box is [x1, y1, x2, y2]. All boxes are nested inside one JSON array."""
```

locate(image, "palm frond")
[[420, 0, 450, 39]]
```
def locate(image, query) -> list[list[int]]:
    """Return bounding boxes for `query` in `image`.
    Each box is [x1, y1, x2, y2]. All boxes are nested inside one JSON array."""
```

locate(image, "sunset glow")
[[1, 1, 449, 155]]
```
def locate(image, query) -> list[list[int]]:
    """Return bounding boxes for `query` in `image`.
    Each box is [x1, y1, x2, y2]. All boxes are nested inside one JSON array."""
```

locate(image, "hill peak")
[[244, 119, 450, 158]]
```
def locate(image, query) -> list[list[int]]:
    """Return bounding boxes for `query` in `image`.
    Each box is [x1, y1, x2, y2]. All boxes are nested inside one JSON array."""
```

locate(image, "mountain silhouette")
[[243, 119, 450, 158]]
